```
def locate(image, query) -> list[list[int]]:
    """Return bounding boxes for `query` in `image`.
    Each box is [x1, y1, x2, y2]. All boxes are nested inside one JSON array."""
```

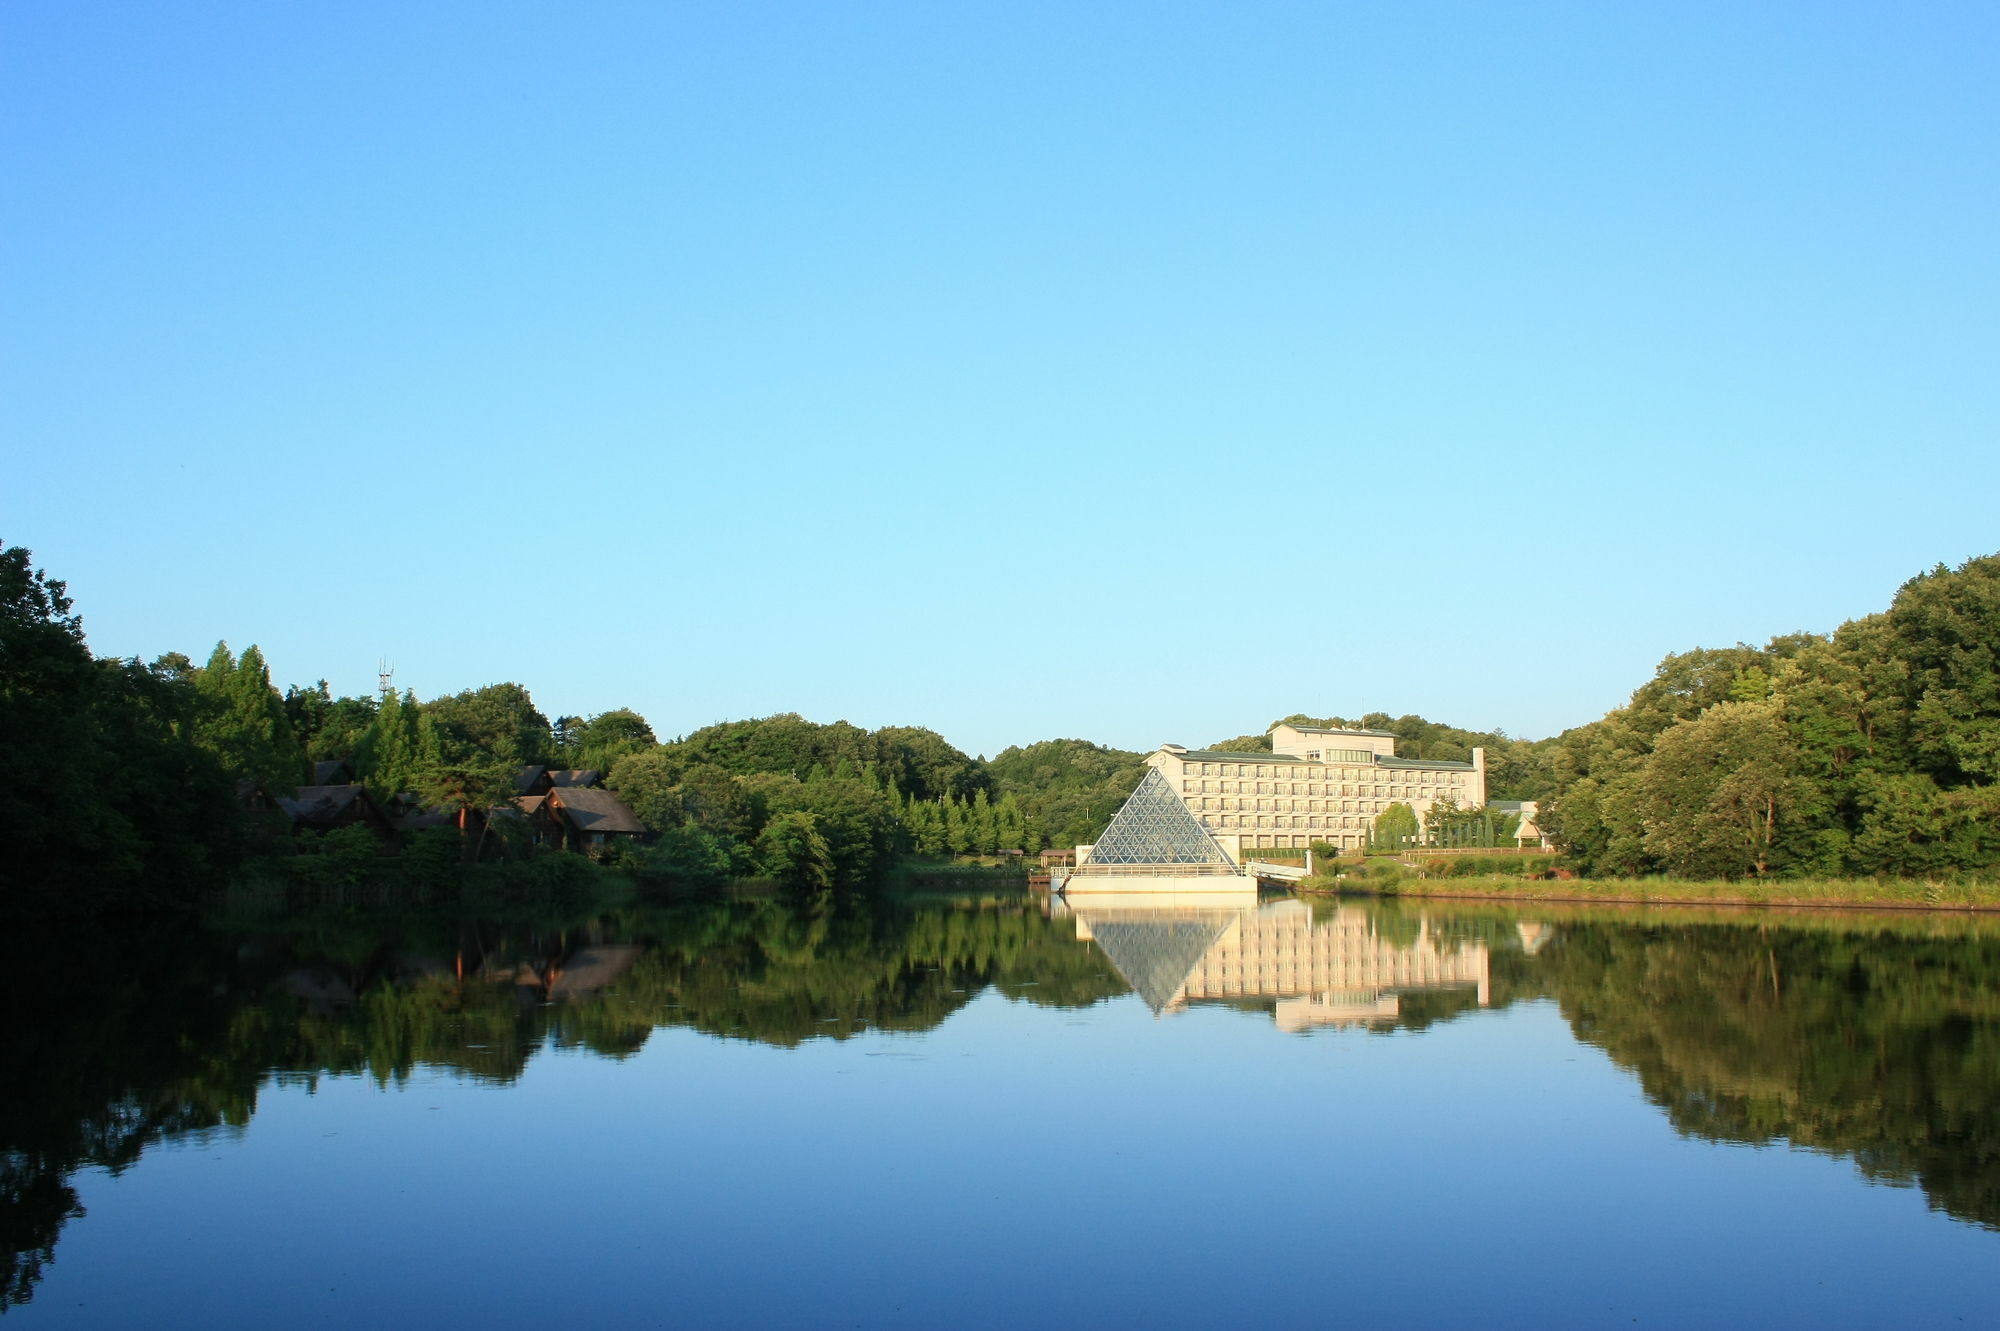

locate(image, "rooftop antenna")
[[377, 657, 395, 700]]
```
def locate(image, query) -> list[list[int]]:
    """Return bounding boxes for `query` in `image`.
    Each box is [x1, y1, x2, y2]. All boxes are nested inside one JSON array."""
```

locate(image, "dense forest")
[[8, 541, 2000, 914], [1526, 552, 2000, 879], [0, 541, 1150, 914]]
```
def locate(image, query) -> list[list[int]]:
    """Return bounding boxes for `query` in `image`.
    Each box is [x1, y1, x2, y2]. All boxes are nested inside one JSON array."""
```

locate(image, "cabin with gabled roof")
[[543, 786, 644, 855], [277, 784, 397, 840], [310, 759, 356, 786]]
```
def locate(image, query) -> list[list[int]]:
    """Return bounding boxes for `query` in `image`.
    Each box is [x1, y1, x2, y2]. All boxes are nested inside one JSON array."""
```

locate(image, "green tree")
[[566, 707, 657, 771], [283, 681, 378, 764], [419, 755, 520, 861], [755, 811, 834, 894], [0, 545, 239, 913], [425, 683, 552, 767], [1636, 698, 1819, 877], [190, 643, 303, 792], [872, 725, 988, 802], [1372, 802, 1419, 848], [606, 749, 683, 830], [1882, 554, 2000, 785], [634, 824, 738, 886], [354, 689, 442, 802]]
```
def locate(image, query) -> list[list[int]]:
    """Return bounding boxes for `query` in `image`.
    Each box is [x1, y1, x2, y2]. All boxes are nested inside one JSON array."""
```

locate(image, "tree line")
[[1, 540, 1147, 912], [1527, 552, 2000, 878], [13, 535, 1995, 911], [1230, 551, 2000, 880]]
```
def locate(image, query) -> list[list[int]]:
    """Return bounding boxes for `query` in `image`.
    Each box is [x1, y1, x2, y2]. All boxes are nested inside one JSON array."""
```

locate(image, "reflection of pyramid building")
[[1071, 901, 1491, 1027], [1074, 769, 1240, 875], [1083, 912, 1242, 1012]]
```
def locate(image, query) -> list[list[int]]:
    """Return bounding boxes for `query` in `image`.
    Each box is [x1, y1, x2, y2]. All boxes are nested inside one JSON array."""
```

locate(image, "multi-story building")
[[1142, 721, 1485, 860]]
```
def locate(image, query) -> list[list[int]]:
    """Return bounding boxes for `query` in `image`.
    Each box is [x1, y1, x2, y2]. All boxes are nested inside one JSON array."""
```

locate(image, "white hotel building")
[[1144, 722, 1486, 860]]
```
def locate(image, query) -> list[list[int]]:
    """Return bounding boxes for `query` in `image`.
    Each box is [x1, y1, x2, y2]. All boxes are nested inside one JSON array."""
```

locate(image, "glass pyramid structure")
[[1078, 768, 1238, 871]]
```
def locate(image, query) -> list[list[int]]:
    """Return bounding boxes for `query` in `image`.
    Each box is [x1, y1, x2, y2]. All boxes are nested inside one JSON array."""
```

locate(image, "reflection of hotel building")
[[1145, 722, 1486, 858], [1069, 899, 1490, 1031]]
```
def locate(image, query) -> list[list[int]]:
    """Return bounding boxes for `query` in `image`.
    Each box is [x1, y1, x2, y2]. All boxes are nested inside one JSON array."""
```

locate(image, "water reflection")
[[7, 891, 2000, 1311], [1537, 907, 2000, 1230], [1063, 898, 1492, 1028], [0, 890, 1117, 1309]]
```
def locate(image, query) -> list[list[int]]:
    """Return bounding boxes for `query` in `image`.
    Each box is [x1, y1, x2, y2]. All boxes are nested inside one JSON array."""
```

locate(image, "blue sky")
[[5, 1, 1995, 757]]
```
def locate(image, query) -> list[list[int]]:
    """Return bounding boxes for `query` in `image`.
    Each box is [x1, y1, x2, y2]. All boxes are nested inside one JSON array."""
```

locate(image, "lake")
[[6, 888, 1998, 1328]]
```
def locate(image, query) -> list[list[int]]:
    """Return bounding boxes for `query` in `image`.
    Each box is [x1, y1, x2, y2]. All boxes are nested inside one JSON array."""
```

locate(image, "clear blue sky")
[[5, 1, 1996, 758]]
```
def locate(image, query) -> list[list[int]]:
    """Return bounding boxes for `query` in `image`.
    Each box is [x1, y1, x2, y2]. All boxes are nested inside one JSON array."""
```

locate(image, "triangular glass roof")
[[1080, 910, 1241, 1013], [1083, 768, 1236, 867]]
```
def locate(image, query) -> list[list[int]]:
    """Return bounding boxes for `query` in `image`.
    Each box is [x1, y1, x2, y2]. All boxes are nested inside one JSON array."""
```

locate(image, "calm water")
[[6, 889, 2000, 1328]]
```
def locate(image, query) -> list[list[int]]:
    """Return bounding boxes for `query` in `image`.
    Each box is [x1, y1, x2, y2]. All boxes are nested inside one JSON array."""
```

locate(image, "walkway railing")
[[1066, 862, 1249, 878]]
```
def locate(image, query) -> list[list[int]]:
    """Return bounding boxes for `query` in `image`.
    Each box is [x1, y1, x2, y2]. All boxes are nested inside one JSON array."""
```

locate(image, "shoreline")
[[1304, 878, 2000, 914]]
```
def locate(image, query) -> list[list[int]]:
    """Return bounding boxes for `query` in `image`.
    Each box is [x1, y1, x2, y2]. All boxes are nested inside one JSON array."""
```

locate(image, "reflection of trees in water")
[[3, 923, 263, 1309], [0, 893, 1124, 1307], [14, 900, 2000, 1307], [1535, 918, 2000, 1230], [601, 894, 1131, 1047]]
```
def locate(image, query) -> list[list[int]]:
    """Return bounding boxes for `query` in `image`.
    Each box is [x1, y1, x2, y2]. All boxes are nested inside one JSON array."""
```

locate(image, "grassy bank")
[[887, 857, 1033, 892], [1304, 871, 2000, 912]]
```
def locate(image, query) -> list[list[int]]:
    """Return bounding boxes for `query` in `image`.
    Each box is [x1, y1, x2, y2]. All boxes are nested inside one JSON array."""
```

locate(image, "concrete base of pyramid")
[[1060, 873, 1258, 902]]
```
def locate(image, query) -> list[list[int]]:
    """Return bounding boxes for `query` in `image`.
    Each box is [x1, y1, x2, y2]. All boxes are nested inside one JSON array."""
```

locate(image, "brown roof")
[[278, 784, 371, 825], [546, 786, 644, 835], [516, 765, 550, 795], [488, 794, 546, 822], [547, 769, 604, 788], [311, 759, 355, 785]]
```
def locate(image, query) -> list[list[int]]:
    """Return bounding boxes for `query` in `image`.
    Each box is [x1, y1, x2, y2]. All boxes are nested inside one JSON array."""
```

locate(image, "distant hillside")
[[986, 739, 1148, 850], [1208, 713, 1549, 800]]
